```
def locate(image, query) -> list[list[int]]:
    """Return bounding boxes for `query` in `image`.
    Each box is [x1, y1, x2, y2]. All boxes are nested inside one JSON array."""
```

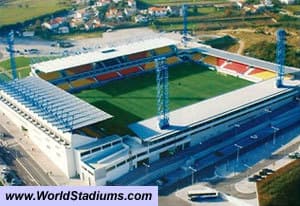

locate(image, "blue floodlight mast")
[[7, 31, 18, 80], [182, 4, 188, 47], [156, 57, 169, 129], [276, 29, 285, 88]]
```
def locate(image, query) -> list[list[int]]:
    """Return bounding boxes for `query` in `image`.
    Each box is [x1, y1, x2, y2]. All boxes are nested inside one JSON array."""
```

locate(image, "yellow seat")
[[71, 78, 95, 88], [192, 53, 202, 61], [143, 62, 156, 70], [57, 83, 71, 90], [166, 56, 180, 65], [203, 56, 217, 65], [155, 46, 172, 55], [38, 71, 61, 81], [81, 127, 100, 137], [252, 71, 276, 80]]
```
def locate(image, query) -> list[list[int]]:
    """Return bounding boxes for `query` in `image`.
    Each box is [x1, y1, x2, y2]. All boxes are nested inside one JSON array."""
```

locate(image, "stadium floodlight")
[[188, 166, 197, 185], [234, 144, 243, 163], [243, 163, 252, 178], [276, 29, 286, 88], [156, 57, 169, 129], [271, 126, 279, 145]]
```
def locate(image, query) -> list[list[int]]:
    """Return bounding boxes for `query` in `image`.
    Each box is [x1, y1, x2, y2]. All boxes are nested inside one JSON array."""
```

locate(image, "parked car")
[[11, 178, 23, 186], [262, 168, 274, 174], [288, 152, 300, 159]]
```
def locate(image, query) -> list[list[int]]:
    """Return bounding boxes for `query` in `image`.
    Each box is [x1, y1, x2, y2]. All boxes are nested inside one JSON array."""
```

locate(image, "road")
[[0, 125, 56, 186]]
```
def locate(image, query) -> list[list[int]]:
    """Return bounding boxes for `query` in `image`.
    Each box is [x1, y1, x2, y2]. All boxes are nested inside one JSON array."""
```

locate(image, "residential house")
[[279, 0, 295, 4], [148, 6, 172, 17]]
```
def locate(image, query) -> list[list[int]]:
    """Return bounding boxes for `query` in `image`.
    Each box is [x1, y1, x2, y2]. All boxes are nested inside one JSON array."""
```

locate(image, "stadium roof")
[[196, 44, 299, 74], [129, 79, 300, 141], [0, 77, 112, 132], [31, 38, 178, 73]]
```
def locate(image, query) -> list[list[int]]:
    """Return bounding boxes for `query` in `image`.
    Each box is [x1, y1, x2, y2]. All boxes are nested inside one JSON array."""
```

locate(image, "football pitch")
[[76, 62, 251, 135]]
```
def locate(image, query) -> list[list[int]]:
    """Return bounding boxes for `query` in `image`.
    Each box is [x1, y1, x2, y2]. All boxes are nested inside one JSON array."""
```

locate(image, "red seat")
[[217, 58, 226, 66], [249, 68, 265, 75], [119, 67, 140, 75], [96, 72, 119, 81], [224, 62, 249, 74]]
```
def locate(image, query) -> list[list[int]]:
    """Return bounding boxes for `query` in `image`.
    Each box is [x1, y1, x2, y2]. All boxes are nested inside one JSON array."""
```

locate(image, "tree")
[[224, 8, 232, 17], [193, 5, 198, 14], [98, 5, 109, 21]]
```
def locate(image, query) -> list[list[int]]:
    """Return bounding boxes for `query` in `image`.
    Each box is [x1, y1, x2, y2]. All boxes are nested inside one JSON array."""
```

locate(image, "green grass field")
[[0, 57, 31, 80], [258, 159, 300, 206], [76, 62, 251, 135], [0, 57, 30, 70], [0, 0, 71, 26]]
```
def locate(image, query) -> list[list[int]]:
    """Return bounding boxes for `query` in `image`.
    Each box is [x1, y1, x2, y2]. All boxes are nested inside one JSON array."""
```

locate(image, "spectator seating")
[[70, 78, 95, 88], [224, 62, 249, 74], [154, 46, 172, 55], [65, 64, 92, 75], [81, 127, 100, 138], [216, 58, 226, 66], [38, 71, 61, 81], [202, 56, 217, 65], [119, 67, 140, 76], [57, 82, 71, 90], [127, 51, 151, 61], [252, 71, 276, 80], [166, 56, 181, 65], [192, 53, 202, 61], [96, 72, 119, 81], [143, 62, 156, 71], [248, 68, 266, 75], [102, 58, 120, 67]]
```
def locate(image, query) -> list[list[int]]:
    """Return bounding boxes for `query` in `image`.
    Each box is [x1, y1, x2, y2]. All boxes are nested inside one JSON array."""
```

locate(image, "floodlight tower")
[[276, 29, 285, 88], [182, 4, 188, 47], [7, 30, 18, 80], [156, 57, 169, 129]]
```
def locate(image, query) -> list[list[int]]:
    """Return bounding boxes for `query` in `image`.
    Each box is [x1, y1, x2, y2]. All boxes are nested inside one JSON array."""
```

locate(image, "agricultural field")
[[257, 159, 300, 206], [0, 0, 72, 26], [76, 62, 251, 135]]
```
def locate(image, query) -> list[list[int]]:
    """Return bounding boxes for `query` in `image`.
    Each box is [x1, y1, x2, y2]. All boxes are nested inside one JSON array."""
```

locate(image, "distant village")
[[19, 0, 297, 37]]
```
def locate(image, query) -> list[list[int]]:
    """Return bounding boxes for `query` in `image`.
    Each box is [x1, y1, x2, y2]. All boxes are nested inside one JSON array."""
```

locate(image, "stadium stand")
[[143, 62, 156, 71], [224, 62, 249, 74], [166, 56, 181, 65], [127, 51, 151, 61], [248, 68, 266, 75], [191, 53, 202, 61], [102, 58, 120, 67], [96, 72, 119, 81], [57, 82, 71, 90], [70, 78, 96, 88], [252, 71, 276, 80], [203, 56, 217, 66], [119, 67, 140, 76], [154, 46, 172, 55], [80, 127, 100, 138], [216, 58, 226, 67], [65, 64, 93, 75], [38, 71, 61, 81]]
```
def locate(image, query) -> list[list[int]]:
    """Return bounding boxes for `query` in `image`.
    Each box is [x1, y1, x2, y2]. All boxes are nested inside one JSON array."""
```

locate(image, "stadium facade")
[[0, 37, 299, 186]]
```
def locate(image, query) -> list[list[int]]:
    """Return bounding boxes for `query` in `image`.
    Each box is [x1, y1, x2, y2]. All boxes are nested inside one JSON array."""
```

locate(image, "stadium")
[[0, 36, 300, 186]]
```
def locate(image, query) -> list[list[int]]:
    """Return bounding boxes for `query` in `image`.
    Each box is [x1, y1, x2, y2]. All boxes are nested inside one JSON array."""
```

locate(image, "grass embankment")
[[258, 159, 300, 206]]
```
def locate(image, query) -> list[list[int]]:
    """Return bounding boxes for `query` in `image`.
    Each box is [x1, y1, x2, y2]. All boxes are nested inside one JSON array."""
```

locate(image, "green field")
[[0, 0, 71, 26], [0, 57, 31, 80], [76, 62, 251, 135], [258, 159, 300, 206], [0, 57, 30, 70]]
